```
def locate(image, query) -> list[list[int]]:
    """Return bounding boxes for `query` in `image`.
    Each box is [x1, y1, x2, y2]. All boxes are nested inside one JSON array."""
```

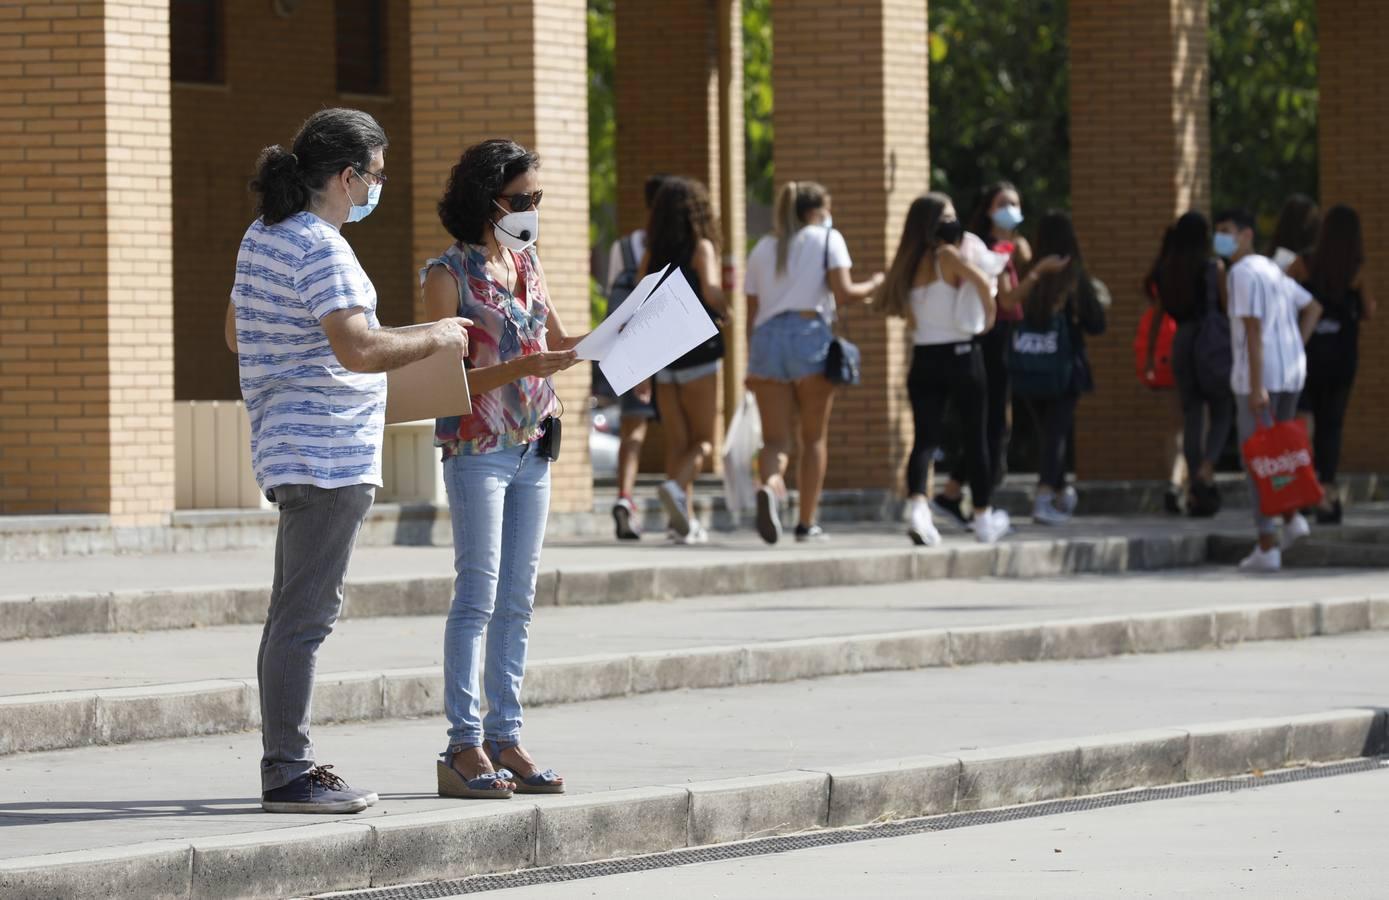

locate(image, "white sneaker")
[[907, 499, 941, 547], [1033, 494, 1071, 526], [973, 508, 1012, 544], [658, 479, 690, 538], [1238, 545, 1282, 573], [1281, 513, 1310, 550], [1056, 486, 1079, 515], [681, 520, 710, 545]]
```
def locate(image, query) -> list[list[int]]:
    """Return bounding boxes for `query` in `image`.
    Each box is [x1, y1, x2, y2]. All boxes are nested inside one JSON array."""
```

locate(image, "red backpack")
[[1133, 280, 1176, 389]]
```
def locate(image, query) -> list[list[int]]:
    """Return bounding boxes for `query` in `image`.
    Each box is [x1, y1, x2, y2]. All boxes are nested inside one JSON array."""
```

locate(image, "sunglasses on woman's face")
[[497, 190, 543, 212]]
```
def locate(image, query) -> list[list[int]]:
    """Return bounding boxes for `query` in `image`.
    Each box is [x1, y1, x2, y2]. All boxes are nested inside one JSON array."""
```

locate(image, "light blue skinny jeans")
[[442, 441, 551, 754]]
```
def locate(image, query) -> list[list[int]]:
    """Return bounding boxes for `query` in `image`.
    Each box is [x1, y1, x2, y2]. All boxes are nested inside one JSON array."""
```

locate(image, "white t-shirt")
[[1227, 253, 1315, 395], [744, 226, 852, 329], [605, 229, 646, 295], [232, 212, 387, 495]]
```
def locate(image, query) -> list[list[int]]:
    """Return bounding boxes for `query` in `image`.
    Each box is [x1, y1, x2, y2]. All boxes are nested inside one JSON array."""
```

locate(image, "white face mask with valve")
[[492, 200, 539, 251]]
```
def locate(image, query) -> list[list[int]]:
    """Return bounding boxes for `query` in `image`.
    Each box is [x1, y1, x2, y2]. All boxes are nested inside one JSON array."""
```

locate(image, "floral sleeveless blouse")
[[420, 242, 558, 458]]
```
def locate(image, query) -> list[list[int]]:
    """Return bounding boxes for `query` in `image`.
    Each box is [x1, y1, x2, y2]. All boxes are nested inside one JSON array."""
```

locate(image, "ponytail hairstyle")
[[249, 108, 388, 225], [772, 180, 828, 275], [872, 191, 951, 322]]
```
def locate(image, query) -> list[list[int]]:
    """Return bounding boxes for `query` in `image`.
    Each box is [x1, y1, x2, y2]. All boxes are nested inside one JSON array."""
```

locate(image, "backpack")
[[593, 235, 641, 397], [1009, 306, 1075, 397], [1193, 261, 1233, 397]]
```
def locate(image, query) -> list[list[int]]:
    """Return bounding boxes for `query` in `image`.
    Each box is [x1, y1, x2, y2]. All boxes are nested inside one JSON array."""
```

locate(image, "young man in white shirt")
[[1214, 208, 1322, 573]]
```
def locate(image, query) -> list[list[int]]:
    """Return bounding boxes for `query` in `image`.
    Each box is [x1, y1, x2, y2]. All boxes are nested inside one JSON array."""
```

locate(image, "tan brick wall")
[[0, 0, 174, 523], [772, 0, 926, 492], [172, 1, 415, 401], [1319, 0, 1389, 474], [1069, 0, 1211, 481], [409, 0, 592, 514]]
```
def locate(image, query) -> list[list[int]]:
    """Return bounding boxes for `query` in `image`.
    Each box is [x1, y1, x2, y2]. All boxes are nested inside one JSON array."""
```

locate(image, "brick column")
[[772, 0, 928, 491], [1318, 0, 1388, 474], [1069, 0, 1211, 480], [409, 0, 591, 514], [614, 0, 744, 470], [0, 1, 175, 526]]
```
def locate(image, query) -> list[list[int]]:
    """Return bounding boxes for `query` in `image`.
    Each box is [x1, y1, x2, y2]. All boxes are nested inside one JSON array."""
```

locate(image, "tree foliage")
[[744, 0, 773, 207], [928, 0, 1071, 229], [1209, 0, 1318, 225]]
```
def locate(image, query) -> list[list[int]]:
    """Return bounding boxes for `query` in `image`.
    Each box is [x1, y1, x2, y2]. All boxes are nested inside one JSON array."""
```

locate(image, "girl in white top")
[[744, 181, 884, 544], [873, 192, 1011, 545]]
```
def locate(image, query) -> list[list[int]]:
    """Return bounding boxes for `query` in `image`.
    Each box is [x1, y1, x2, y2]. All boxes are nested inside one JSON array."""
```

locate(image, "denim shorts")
[[656, 360, 721, 385], [748, 312, 832, 382]]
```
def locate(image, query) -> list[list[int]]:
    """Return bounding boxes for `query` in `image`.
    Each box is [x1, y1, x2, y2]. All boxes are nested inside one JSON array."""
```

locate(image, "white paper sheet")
[[574, 266, 719, 396]]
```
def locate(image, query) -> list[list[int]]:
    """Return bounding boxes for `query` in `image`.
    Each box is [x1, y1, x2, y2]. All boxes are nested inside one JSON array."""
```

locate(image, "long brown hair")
[[771, 180, 828, 274], [1024, 210, 1096, 328], [1267, 193, 1320, 257], [873, 192, 952, 321], [1154, 211, 1212, 319], [646, 176, 720, 273], [1306, 203, 1364, 311]]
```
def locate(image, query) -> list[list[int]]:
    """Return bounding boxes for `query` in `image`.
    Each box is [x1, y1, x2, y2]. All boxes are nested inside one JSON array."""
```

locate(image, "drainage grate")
[[328, 757, 1387, 899]]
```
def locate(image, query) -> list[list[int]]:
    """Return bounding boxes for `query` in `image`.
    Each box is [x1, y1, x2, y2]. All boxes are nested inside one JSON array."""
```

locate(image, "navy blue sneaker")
[[262, 765, 375, 814]]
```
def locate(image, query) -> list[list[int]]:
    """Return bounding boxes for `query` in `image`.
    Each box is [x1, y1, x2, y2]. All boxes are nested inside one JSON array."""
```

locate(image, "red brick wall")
[[1069, 0, 1211, 481], [172, 0, 415, 402], [772, 0, 927, 491], [1319, 0, 1389, 473]]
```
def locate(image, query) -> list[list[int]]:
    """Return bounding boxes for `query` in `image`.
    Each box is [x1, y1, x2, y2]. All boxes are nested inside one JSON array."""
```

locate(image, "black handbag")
[[820, 225, 861, 386]]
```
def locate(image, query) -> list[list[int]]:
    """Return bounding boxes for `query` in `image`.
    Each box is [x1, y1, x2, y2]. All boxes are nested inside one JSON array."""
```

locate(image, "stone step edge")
[[3, 594, 1386, 757], [2, 531, 1220, 641], [2, 708, 1382, 900]]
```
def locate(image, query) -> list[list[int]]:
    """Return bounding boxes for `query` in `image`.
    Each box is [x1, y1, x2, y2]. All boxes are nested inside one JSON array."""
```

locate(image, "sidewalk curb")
[[1, 531, 1213, 642], [2, 710, 1382, 900], [4, 596, 1388, 756]]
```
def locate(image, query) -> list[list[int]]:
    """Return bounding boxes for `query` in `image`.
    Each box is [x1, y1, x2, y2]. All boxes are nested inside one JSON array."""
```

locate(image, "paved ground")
[[3, 630, 1387, 861], [12, 506, 1380, 601], [3, 568, 1386, 696], [449, 765, 1389, 899]]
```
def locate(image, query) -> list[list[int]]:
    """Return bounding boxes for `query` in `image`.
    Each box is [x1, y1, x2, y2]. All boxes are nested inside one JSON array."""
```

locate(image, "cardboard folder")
[[385, 347, 472, 424]]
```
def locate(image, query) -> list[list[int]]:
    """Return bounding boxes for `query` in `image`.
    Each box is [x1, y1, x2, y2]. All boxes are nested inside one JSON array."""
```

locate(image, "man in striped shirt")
[[225, 109, 470, 814], [1214, 208, 1323, 574]]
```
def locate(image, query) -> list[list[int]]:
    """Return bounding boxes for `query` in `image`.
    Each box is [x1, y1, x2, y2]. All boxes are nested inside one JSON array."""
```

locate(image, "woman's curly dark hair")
[[438, 139, 540, 244], [646, 176, 721, 272]]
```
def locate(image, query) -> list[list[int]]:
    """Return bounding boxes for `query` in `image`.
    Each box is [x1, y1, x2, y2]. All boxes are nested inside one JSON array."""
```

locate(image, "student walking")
[[1214, 208, 1323, 573], [1298, 204, 1376, 523], [1150, 212, 1233, 517], [605, 174, 671, 540], [744, 181, 884, 544], [933, 182, 1032, 529], [1009, 211, 1108, 524], [227, 109, 471, 814], [421, 139, 580, 799], [644, 177, 728, 544], [874, 192, 1011, 545]]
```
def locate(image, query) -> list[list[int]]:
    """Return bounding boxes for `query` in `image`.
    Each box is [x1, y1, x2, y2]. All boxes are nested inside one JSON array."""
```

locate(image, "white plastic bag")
[[721, 391, 762, 517]]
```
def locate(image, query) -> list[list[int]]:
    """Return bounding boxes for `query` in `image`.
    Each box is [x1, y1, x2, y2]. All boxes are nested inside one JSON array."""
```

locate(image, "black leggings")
[[908, 343, 990, 507], [1172, 322, 1234, 477], [1032, 393, 1078, 491], [1302, 375, 1355, 485]]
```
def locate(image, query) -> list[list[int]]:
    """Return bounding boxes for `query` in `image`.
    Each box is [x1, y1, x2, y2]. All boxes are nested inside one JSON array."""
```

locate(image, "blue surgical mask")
[[991, 204, 1024, 232], [1213, 232, 1238, 258], [345, 171, 382, 224]]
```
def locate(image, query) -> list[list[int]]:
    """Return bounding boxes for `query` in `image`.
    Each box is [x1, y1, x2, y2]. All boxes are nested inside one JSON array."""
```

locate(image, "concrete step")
[[2, 630, 1387, 898], [7, 509, 1389, 644], [5, 473, 1385, 561], [3, 570, 1387, 754]]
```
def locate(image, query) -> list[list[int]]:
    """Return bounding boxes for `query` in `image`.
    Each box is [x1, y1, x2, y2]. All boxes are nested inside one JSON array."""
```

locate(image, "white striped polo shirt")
[[231, 211, 387, 495], [1227, 253, 1315, 396]]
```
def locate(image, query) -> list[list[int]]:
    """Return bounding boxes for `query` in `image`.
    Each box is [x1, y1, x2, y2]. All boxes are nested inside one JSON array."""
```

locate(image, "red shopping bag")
[[1241, 419, 1324, 517], [1133, 304, 1176, 389]]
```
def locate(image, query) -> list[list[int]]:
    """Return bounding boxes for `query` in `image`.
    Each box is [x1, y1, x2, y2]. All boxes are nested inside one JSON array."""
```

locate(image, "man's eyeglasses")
[[497, 190, 543, 212], [355, 168, 389, 186]]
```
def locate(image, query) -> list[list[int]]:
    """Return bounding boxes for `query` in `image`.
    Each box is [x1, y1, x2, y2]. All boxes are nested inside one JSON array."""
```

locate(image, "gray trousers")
[[258, 482, 375, 792], [1235, 391, 1300, 536]]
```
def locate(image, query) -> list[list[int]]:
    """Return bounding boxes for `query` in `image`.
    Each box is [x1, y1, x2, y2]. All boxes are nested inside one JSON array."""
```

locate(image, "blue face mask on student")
[[1213, 232, 1238, 258], [345, 171, 382, 224], [991, 204, 1024, 232]]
